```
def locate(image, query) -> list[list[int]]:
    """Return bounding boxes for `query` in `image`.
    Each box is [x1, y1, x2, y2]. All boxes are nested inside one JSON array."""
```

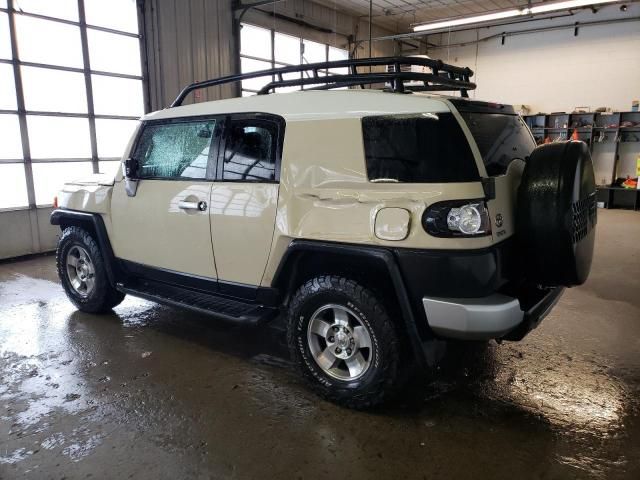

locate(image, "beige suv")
[[51, 57, 597, 408]]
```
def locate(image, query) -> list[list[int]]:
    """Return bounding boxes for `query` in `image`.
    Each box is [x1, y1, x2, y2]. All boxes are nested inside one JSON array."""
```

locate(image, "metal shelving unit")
[[524, 111, 640, 210]]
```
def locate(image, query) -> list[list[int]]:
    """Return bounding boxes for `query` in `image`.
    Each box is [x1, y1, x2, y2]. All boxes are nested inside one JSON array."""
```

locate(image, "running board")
[[117, 279, 279, 325]]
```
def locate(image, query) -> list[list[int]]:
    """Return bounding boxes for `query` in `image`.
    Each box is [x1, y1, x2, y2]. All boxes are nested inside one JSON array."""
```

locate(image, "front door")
[[110, 117, 221, 280], [209, 115, 282, 294]]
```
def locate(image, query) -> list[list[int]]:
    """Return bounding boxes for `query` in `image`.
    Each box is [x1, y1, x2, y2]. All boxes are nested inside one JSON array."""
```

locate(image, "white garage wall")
[[428, 4, 640, 114]]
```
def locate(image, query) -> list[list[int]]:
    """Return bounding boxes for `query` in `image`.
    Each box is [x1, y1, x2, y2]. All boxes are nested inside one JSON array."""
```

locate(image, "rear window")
[[362, 113, 479, 183], [459, 112, 536, 176]]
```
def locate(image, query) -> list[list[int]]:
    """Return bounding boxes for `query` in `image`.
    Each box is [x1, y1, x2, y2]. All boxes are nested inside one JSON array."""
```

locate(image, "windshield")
[[361, 113, 480, 183], [459, 113, 536, 176]]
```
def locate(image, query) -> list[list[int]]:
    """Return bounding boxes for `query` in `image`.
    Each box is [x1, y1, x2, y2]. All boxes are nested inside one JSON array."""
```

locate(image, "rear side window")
[[362, 113, 479, 183], [222, 120, 277, 181], [459, 112, 536, 176], [134, 120, 217, 180]]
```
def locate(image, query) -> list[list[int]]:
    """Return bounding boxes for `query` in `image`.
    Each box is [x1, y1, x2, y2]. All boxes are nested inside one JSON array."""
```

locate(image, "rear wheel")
[[287, 275, 402, 409], [56, 226, 125, 313]]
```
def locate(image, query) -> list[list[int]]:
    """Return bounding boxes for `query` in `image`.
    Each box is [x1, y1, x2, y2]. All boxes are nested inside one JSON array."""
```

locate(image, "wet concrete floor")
[[1, 209, 639, 479]]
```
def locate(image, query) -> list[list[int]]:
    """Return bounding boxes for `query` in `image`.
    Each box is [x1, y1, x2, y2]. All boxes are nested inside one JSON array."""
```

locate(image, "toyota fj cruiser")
[[51, 57, 597, 408]]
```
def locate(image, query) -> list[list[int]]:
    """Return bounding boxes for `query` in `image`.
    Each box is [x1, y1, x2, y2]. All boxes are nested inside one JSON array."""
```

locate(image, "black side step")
[[117, 279, 279, 325]]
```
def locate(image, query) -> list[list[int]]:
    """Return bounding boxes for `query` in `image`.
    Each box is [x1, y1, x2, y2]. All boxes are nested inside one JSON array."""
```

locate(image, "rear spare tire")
[[516, 141, 597, 287]]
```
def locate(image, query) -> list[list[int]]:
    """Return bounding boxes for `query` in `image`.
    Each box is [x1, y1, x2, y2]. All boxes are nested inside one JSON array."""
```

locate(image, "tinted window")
[[459, 112, 536, 176], [134, 120, 217, 179], [222, 121, 277, 181], [362, 113, 479, 183]]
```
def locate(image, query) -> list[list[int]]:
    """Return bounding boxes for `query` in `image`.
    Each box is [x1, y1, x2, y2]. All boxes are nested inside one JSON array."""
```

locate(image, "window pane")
[[223, 122, 276, 181], [13, 0, 78, 21], [362, 113, 479, 183], [0, 114, 23, 159], [95, 118, 138, 158], [274, 32, 300, 65], [134, 120, 217, 179], [99, 160, 121, 178], [85, 0, 138, 34], [459, 112, 537, 176], [328, 47, 348, 75], [0, 13, 11, 59], [302, 40, 326, 64], [92, 75, 143, 116], [0, 63, 17, 110], [27, 116, 91, 158], [240, 57, 271, 92], [21, 66, 87, 113], [16, 17, 83, 68], [240, 24, 271, 60], [32, 161, 93, 205], [0, 163, 29, 209], [88, 29, 141, 76]]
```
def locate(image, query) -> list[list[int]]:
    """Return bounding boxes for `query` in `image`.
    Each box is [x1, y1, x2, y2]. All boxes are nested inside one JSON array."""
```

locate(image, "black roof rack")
[[171, 56, 475, 107]]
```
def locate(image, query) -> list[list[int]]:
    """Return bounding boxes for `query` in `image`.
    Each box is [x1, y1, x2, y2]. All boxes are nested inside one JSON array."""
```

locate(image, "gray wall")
[[0, 207, 58, 260], [143, 0, 236, 110]]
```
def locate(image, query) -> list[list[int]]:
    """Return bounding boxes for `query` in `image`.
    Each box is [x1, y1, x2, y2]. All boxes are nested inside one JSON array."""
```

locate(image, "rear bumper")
[[422, 287, 564, 340]]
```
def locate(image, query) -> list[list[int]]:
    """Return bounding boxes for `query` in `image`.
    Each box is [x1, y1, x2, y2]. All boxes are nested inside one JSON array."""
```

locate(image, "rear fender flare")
[[272, 240, 428, 367]]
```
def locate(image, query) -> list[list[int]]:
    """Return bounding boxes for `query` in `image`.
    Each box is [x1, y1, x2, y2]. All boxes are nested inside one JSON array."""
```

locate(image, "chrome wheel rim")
[[307, 304, 373, 381], [66, 246, 95, 297]]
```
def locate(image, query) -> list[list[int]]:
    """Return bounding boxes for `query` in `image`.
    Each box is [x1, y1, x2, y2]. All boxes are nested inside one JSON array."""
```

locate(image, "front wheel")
[[56, 226, 125, 313], [287, 275, 402, 409]]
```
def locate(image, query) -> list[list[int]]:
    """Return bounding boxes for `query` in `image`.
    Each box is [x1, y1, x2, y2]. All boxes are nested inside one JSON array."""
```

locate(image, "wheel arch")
[[272, 240, 428, 367], [51, 209, 119, 287]]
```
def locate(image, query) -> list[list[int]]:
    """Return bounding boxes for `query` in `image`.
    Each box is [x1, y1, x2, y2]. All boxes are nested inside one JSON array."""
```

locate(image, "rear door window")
[[362, 113, 479, 183], [221, 119, 278, 182], [459, 112, 536, 176]]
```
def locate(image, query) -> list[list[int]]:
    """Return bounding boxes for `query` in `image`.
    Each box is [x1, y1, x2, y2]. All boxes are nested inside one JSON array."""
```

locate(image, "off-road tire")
[[56, 226, 125, 313], [287, 275, 401, 409]]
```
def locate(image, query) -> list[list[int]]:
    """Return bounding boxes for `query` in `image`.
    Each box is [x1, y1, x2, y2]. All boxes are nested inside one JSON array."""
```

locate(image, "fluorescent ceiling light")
[[529, 0, 618, 14], [413, 0, 621, 32], [413, 9, 524, 32]]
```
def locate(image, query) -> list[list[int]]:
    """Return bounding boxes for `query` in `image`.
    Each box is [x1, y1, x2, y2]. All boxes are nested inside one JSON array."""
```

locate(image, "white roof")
[[144, 89, 453, 123]]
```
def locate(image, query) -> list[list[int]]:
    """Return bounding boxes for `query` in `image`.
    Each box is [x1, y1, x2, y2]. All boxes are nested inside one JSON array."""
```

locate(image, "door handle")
[[178, 200, 207, 211]]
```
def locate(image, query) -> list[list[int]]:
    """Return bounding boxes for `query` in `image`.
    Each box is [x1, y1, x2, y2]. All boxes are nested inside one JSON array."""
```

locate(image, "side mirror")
[[124, 158, 139, 179], [123, 158, 139, 197]]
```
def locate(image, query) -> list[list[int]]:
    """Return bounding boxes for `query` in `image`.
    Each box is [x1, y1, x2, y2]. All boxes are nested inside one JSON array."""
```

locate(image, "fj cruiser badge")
[[495, 213, 504, 228]]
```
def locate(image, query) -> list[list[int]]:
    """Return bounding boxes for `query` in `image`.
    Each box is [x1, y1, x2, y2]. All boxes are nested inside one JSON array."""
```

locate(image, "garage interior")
[[1, 0, 639, 478]]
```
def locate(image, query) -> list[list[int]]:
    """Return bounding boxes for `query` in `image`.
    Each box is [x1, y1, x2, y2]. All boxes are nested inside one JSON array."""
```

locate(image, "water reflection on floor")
[[1, 210, 639, 479]]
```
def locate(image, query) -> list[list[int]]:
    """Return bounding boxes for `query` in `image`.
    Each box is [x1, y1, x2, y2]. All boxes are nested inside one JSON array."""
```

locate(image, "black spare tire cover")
[[516, 141, 597, 287]]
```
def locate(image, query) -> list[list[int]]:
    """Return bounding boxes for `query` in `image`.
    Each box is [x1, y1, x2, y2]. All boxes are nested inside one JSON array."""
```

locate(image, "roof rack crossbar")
[[170, 56, 475, 107]]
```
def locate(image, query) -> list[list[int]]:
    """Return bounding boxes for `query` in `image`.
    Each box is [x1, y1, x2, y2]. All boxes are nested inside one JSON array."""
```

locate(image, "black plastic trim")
[[50, 209, 121, 287], [119, 259, 280, 307], [450, 98, 516, 115], [503, 287, 565, 341]]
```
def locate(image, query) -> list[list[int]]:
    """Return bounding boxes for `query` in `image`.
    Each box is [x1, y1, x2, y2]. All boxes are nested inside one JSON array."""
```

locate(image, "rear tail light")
[[422, 200, 491, 237]]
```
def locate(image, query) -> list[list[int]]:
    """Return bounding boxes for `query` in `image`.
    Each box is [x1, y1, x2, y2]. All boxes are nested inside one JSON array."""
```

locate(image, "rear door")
[[456, 109, 537, 241], [209, 114, 283, 296], [110, 117, 221, 279]]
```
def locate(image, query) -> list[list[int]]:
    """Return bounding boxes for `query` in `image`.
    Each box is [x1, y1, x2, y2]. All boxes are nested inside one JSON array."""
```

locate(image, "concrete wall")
[[427, 4, 640, 114], [0, 207, 58, 260]]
